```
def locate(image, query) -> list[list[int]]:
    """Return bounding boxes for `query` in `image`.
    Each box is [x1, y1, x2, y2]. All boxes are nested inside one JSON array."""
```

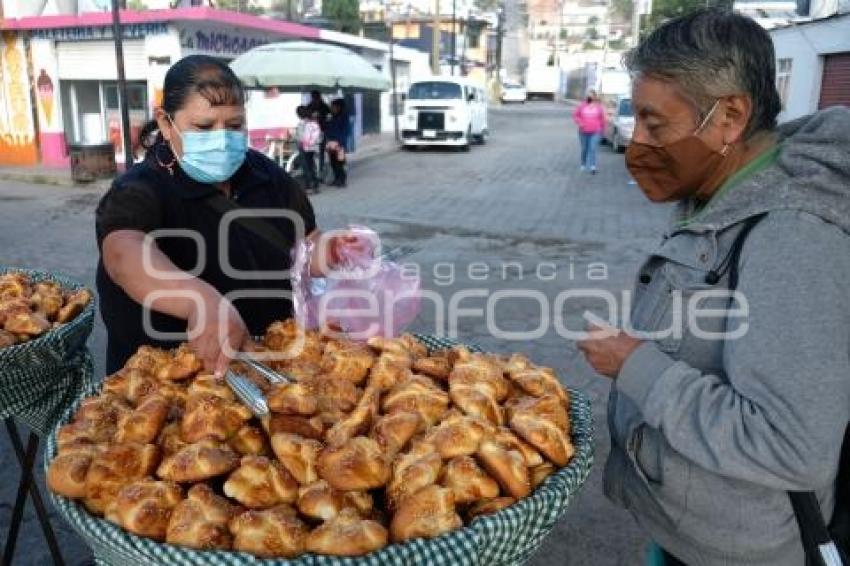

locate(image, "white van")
[[401, 78, 489, 150]]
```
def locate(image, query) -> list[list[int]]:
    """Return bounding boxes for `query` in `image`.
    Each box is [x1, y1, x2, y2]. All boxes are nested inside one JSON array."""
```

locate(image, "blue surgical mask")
[[170, 118, 248, 184]]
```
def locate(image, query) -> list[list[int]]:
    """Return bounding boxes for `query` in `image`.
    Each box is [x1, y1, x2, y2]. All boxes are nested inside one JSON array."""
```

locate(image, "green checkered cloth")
[[46, 335, 594, 566], [0, 267, 97, 435]]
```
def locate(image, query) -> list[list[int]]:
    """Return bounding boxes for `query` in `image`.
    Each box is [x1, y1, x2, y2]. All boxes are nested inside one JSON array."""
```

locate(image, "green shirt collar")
[[677, 143, 782, 227]]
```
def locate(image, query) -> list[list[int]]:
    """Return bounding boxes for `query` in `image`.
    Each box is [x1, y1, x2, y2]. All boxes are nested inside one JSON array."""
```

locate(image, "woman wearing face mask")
[[96, 55, 351, 375], [577, 9, 850, 566], [572, 88, 606, 174]]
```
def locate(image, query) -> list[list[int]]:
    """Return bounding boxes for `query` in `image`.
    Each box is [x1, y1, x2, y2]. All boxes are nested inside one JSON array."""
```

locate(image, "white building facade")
[[770, 12, 850, 121]]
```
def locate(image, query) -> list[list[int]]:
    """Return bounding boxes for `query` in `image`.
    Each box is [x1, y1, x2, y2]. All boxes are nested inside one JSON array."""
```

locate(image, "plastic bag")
[[292, 226, 420, 340]]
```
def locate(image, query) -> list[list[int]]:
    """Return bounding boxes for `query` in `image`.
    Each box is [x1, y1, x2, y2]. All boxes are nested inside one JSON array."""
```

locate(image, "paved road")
[[0, 102, 670, 565]]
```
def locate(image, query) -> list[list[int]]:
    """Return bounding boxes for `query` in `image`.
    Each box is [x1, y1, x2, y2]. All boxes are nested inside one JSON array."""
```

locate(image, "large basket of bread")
[[0, 267, 95, 433], [46, 320, 593, 566]]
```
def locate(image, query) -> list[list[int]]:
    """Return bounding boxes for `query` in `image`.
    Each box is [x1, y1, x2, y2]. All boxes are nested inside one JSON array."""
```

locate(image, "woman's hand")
[[308, 229, 376, 276], [187, 290, 249, 377], [577, 323, 644, 378]]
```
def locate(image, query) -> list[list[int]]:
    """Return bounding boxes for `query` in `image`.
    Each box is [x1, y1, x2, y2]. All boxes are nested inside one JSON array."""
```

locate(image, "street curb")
[[0, 143, 400, 188], [0, 170, 113, 189], [348, 142, 400, 169]]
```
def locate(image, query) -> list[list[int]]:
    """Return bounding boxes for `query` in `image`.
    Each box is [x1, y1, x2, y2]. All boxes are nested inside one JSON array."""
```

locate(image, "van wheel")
[[461, 127, 471, 152], [474, 129, 488, 145]]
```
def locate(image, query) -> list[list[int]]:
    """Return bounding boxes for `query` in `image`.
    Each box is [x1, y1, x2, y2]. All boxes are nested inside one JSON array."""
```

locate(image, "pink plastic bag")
[[292, 226, 421, 340]]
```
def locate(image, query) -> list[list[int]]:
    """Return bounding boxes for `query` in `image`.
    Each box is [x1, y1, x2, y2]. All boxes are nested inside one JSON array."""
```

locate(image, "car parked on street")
[[602, 95, 634, 153], [501, 82, 528, 103], [402, 78, 489, 150]]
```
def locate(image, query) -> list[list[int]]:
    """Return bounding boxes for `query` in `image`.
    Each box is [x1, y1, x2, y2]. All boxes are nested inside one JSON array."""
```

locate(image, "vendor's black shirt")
[[95, 147, 316, 373]]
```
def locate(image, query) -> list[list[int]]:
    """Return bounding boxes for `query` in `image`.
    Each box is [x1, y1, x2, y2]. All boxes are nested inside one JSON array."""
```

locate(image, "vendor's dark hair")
[[139, 55, 246, 149], [624, 8, 781, 138]]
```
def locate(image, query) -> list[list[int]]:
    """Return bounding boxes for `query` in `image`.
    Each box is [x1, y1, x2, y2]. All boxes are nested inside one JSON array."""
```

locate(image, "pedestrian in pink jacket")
[[572, 89, 606, 174]]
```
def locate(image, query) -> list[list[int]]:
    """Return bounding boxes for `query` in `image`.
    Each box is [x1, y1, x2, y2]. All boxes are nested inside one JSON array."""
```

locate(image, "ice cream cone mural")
[[37, 69, 54, 126]]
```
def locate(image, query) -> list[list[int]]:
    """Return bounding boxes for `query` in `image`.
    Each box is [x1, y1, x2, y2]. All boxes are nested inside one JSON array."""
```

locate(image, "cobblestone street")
[[0, 102, 671, 565]]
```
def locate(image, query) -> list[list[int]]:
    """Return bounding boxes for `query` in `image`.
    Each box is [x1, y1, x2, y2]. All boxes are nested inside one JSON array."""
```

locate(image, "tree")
[[271, 0, 297, 20], [322, 0, 361, 33], [474, 0, 501, 12], [610, 0, 633, 24], [214, 0, 265, 14], [642, 0, 732, 35]]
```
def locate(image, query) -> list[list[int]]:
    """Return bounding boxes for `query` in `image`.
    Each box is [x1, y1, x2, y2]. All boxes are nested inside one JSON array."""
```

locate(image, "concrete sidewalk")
[[0, 132, 399, 189]]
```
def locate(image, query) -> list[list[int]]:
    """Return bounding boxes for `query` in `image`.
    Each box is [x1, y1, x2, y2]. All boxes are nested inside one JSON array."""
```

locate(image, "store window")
[[60, 80, 149, 159], [776, 58, 792, 110], [468, 28, 480, 49]]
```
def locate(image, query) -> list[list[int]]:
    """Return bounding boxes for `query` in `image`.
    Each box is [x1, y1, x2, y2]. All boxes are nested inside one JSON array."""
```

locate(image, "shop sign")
[[31, 22, 169, 42], [179, 28, 271, 57]]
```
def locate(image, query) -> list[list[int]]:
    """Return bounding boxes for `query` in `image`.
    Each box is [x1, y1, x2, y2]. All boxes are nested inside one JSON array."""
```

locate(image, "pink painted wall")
[[39, 132, 69, 166]]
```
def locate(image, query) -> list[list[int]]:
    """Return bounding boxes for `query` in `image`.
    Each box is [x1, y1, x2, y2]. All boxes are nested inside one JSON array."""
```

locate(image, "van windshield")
[[408, 82, 463, 100]]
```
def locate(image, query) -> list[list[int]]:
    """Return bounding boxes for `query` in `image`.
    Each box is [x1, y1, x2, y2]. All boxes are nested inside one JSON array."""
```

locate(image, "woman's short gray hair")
[[624, 8, 781, 138]]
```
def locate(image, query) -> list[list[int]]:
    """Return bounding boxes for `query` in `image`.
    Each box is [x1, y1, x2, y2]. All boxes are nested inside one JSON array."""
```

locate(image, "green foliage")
[[322, 0, 362, 33], [610, 0, 633, 24], [215, 0, 265, 14], [271, 0, 295, 18], [474, 0, 501, 12], [582, 40, 597, 50], [586, 27, 599, 40], [642, 0, 732, 35], [559, 28, 567, 39], [128, 0, 146, 9]]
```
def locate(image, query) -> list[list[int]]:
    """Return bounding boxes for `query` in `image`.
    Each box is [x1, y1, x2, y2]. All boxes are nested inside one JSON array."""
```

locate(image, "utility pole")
[[632, 0, 650, 45], [432, 0, 441, 75], [495, 4, 504, 81], [460, 11, 468, 75], [111, 0, 133, 167], [450, 0, 456, 75], [388, 13, 399, 140]]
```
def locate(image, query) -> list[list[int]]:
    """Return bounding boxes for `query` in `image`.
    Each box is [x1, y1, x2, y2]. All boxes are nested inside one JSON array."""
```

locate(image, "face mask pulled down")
[[169, 118, 248, 184], [625, 101, 741, 203]]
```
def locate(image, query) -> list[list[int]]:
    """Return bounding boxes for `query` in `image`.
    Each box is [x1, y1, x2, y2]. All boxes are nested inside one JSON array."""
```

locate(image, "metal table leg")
[[3, 419, 65, 566]]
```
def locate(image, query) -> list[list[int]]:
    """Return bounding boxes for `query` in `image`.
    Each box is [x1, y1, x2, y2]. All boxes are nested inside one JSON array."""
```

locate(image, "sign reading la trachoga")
[[31, 22, 169, 42], [179, 27, 274, 57]]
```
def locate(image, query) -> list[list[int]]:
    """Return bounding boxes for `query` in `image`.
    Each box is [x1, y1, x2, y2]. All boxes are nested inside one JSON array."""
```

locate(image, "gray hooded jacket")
[[605, 106, 850, 566]]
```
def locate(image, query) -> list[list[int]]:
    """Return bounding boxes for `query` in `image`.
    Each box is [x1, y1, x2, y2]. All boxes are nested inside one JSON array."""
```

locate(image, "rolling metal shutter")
[[818, 52, 850, 109], [57, 41, 146, 81]]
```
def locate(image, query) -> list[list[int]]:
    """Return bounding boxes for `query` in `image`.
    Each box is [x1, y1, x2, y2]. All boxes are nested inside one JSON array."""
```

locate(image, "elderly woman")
[[578, 9, 850, 566]]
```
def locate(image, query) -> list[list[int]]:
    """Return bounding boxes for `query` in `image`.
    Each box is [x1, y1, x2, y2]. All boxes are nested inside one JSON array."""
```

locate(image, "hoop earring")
[[154, 143, 176, 176]]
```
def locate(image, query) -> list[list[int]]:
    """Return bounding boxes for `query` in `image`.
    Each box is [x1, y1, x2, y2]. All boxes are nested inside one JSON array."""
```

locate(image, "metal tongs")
[[236, 353, 294, 385], [225, 354, 295, 418], [225, 369, 270, 418]]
